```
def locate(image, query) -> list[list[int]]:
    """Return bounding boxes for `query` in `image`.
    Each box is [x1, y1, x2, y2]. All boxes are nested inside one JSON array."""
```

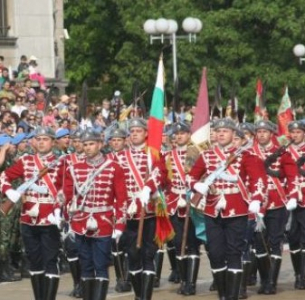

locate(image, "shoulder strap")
[[33, 154, 57, 199], [172, 149, 186, 184], [214, 146, 250, 202]]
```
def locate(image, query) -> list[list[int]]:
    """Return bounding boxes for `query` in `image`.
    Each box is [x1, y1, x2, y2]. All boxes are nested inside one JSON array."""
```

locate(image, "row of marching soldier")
[[0, 116, 304, 300]]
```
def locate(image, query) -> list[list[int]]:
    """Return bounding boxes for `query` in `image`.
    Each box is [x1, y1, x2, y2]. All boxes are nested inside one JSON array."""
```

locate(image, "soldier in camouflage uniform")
[[0, 136, 20, 282], [10, 133, 32, 277]]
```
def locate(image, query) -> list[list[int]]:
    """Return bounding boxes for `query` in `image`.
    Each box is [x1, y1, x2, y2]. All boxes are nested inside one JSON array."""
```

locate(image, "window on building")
[[0, 0, 8, 37]]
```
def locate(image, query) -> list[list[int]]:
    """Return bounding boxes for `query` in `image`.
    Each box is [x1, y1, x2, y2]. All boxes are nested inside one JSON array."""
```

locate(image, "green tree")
[[65, 0, 305, 120]]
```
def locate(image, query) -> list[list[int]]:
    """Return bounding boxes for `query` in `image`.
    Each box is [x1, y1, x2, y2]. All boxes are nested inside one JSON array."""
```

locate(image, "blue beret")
[[11, 133, 27, 145], [0, 135, 12, 146], [56, 128, 70, 139]]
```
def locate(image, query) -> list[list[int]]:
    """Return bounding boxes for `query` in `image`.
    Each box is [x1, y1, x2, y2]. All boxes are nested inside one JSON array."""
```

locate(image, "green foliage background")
[[64, 0, 305, 120]]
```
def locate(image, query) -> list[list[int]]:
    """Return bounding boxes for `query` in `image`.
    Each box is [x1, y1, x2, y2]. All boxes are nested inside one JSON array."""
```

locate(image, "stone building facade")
[[0, 0, 66, 83]]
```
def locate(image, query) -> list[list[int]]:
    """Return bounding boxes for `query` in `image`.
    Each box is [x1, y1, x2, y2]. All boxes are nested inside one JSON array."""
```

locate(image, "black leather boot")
[[290, 251, 302, 289], [226, 270, 242, 300], [113, 252, 132, 292], [83, 278, 95, 300], [247, 249, 257, 286], [263, 256, 281, 295], [167, 246, 179, 283], [154, 249, 164, 287], [176, 256, 187, 294], [93, 279, 109, 300], [0, 258, 20, 282], [130, 270, 142, 300], [209, 278, 217, 291], [256, 254, 270, 294], [141, 271, 155, 300], [212, 268, 226, 300], [30, 273, 44, 300], [184, 255, 200, 296], [44, 275, 59, 300], [69, 260, 83, 298], [239, 262, 250, 299], [299, 251, 305, 289]]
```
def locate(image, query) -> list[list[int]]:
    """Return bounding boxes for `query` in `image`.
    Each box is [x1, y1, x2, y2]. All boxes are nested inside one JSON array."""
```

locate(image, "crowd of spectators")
[[0, 54, 195, 140]]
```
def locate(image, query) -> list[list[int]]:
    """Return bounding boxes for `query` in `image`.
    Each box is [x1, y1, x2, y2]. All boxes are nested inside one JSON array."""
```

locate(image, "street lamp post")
[[143, 17, 202, 91], [293, 44, 305, 64]]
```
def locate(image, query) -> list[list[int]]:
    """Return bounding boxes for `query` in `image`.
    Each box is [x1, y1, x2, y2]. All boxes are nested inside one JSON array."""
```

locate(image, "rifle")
[[136, 205, 145, 249], [297, 154, 305, 177], [181, 142, 250, 256], [0, 160, 58, 216], [264, 140, 293, 177], [190, 142, 250, 208], [136, 151, 153, 249]]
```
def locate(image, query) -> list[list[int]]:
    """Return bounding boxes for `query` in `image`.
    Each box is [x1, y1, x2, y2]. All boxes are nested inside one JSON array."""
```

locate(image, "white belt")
[[171, 187, 186, 195], [211, 187, 240, 195], [25, 196, 54, 204], [83, 206, 113, 213], [127, 191, 141, 199]]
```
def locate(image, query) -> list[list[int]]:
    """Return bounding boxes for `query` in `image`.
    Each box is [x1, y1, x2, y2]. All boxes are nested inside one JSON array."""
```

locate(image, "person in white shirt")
[[11, 93, 27, 117]]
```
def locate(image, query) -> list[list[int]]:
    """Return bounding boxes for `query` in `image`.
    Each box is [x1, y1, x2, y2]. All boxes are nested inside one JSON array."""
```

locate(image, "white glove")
[[5, 189, 22, 203], [194, 182, 209, 195], [140, 186, 151, 206], [112, 229, 123, 243], [248, 200, 261, 214], [286, 198, 297, 211], [47, 208, 63, 229]]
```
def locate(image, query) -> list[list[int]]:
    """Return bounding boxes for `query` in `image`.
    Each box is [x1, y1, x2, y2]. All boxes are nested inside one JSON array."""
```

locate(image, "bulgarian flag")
[[277, 86, 294, 138], [147, 54, 174, 247], [147, 54, 165, 161]]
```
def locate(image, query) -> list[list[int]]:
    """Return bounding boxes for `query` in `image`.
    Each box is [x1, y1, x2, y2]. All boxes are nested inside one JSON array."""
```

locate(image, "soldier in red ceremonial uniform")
[[63, 128, 85, 298], [187, 119, 267, 300], [239, 122, 258, 288], [164, 122, 201, 295], [286, 121, 305, 289], [107, 128, 127, 160], [253, 120, 299, 295], [115, 118, 167, 300], [63, 128, 128, 300], [0, 127, 65, 300], [107, 128, 132, 293]]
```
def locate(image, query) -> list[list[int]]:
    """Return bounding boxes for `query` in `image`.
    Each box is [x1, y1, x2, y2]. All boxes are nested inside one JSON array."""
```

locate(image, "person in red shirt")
[[0, 126, 66, 300], [253, 120, 299, 294], [187, 118, 267, 300], [63, 128, 128, 300]]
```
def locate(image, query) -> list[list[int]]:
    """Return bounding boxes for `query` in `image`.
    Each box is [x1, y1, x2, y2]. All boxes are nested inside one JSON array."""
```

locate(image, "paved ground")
[[0, 248, 304, 300]]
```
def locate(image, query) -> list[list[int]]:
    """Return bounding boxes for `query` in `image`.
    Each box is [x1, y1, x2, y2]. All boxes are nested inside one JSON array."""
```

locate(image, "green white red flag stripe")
[[147, 54, 165, 160]]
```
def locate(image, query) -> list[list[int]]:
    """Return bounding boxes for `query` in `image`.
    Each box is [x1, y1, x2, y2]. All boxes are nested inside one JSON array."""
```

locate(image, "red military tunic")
[[115, 145, 167, 220], [164, 145, 188, 217], [65, 152, 85, 166], [106, 152, 116, 160], [253, 142, 299, 210], [187, 145, 267, 218], [287, 143, 305, 207], [0, 153, 64, 226], [64, 155, 127, 237]]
